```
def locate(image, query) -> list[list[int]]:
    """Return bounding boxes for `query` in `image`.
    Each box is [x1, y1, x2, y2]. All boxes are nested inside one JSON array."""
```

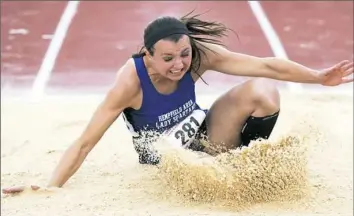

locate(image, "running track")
[[1, 1, 353, 99]]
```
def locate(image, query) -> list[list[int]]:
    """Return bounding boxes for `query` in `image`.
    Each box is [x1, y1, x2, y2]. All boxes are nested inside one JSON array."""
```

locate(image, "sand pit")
[[1, 90, 353, 216]]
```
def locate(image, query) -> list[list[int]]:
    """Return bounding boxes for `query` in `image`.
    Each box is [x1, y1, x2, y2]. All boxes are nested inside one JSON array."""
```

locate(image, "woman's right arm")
[[2, 59, 140, 193]]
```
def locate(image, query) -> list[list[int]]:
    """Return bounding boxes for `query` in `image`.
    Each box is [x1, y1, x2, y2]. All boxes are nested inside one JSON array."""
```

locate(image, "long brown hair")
[[133, 10, 236, 81]]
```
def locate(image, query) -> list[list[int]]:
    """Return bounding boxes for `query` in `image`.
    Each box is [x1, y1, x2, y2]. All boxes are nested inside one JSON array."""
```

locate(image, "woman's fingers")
[[2, 185, 41, 194], [2, 186, 26, 194]]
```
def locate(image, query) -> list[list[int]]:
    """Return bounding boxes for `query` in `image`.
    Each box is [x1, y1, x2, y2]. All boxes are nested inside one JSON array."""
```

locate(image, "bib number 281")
[[164, 109, 206, 148], [174, 116, 200, 145]]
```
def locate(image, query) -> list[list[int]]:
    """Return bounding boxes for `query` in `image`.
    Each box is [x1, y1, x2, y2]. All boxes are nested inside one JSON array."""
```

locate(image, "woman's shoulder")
[[115, 58, 140, 87], [107, 58, 142, 108]]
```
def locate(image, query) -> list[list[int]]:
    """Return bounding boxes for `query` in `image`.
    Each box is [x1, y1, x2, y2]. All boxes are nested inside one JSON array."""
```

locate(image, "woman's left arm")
[[201, 42, 353, 86]]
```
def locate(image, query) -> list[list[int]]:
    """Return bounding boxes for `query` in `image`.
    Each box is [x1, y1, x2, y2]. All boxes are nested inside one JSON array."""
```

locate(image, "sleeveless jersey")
[[122, 56, 201, 140]]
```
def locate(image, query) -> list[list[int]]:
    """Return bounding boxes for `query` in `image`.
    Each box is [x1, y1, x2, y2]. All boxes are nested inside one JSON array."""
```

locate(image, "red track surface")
[[1, 1, 66, 94], [1, 1, 353, 96]]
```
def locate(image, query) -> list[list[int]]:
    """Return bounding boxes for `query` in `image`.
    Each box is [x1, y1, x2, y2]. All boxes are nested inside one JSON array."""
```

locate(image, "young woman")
[[3, 13, 353, 194]]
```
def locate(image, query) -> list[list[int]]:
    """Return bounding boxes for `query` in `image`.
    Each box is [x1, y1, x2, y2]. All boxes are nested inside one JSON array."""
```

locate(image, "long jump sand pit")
[[1, 90, 353, 216]]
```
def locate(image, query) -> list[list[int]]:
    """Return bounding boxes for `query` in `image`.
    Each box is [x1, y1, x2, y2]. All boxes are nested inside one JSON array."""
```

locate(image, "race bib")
[[162, 109, 206, 148]]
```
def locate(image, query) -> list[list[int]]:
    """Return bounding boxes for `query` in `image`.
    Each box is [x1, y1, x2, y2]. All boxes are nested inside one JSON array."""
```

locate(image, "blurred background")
[[1, 1, 353, 99]]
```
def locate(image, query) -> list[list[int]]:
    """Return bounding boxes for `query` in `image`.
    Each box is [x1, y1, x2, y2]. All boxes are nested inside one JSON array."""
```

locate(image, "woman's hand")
[[320, 60, 353, 86], [2, 185, 40, 194]]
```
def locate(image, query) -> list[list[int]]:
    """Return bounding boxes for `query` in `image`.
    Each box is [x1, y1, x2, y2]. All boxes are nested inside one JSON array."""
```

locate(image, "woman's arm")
[[2, 59, 141, 193], [200, 42, 353, 85], [48, 59, 140, 187]]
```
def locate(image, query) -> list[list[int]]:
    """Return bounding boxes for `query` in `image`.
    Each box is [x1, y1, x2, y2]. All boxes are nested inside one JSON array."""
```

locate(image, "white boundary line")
[[247, 1, 303, 93], [30, 1, 80, 101]]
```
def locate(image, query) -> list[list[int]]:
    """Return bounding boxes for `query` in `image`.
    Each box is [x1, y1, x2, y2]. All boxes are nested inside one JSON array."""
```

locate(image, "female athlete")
[[3, 12, 353, 194]]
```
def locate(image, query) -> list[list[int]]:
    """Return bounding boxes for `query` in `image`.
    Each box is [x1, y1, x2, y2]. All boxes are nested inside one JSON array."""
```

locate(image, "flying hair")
[[132, 10, 238, 83]]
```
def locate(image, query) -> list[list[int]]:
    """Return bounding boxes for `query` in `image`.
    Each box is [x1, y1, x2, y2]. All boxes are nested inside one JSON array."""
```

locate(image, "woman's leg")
[[201, 78, 280, 155]]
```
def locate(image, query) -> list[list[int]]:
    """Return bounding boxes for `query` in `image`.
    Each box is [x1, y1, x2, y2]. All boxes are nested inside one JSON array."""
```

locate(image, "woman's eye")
[[163, 57, 173, 62]]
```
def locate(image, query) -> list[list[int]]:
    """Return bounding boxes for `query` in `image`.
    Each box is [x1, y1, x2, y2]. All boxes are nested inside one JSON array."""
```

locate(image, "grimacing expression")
[[148, 35, 192, 81]]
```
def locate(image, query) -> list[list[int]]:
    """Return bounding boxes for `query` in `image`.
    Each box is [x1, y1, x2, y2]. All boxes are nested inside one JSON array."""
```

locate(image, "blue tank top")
[[122, 56, 201, 138]]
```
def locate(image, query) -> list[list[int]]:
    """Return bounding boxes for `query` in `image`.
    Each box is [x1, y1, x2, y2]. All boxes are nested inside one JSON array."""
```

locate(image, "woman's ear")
[[143, 48, 153, 60], [145, 50, 151, 59]]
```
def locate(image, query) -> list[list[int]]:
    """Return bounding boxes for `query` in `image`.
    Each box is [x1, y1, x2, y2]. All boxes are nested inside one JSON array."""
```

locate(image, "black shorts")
[[187, 110, 280, 151]]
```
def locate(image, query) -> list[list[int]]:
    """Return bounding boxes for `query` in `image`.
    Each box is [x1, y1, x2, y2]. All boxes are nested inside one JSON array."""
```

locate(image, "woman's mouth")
[[170, 69, 183, 74]]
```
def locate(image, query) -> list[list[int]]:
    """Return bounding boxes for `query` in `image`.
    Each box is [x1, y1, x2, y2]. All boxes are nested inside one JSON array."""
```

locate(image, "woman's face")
[[146, 35, 192, 81]]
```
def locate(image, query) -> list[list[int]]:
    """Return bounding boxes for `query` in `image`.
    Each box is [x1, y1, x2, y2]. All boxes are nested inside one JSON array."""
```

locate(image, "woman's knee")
[[249, 78, 280, 115], [231, 78, 280, 116]]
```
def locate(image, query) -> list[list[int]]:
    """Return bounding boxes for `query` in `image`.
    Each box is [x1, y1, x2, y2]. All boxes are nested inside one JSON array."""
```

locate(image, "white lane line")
[[247, 1, 303, 93], [30, 1, 80, 101]]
